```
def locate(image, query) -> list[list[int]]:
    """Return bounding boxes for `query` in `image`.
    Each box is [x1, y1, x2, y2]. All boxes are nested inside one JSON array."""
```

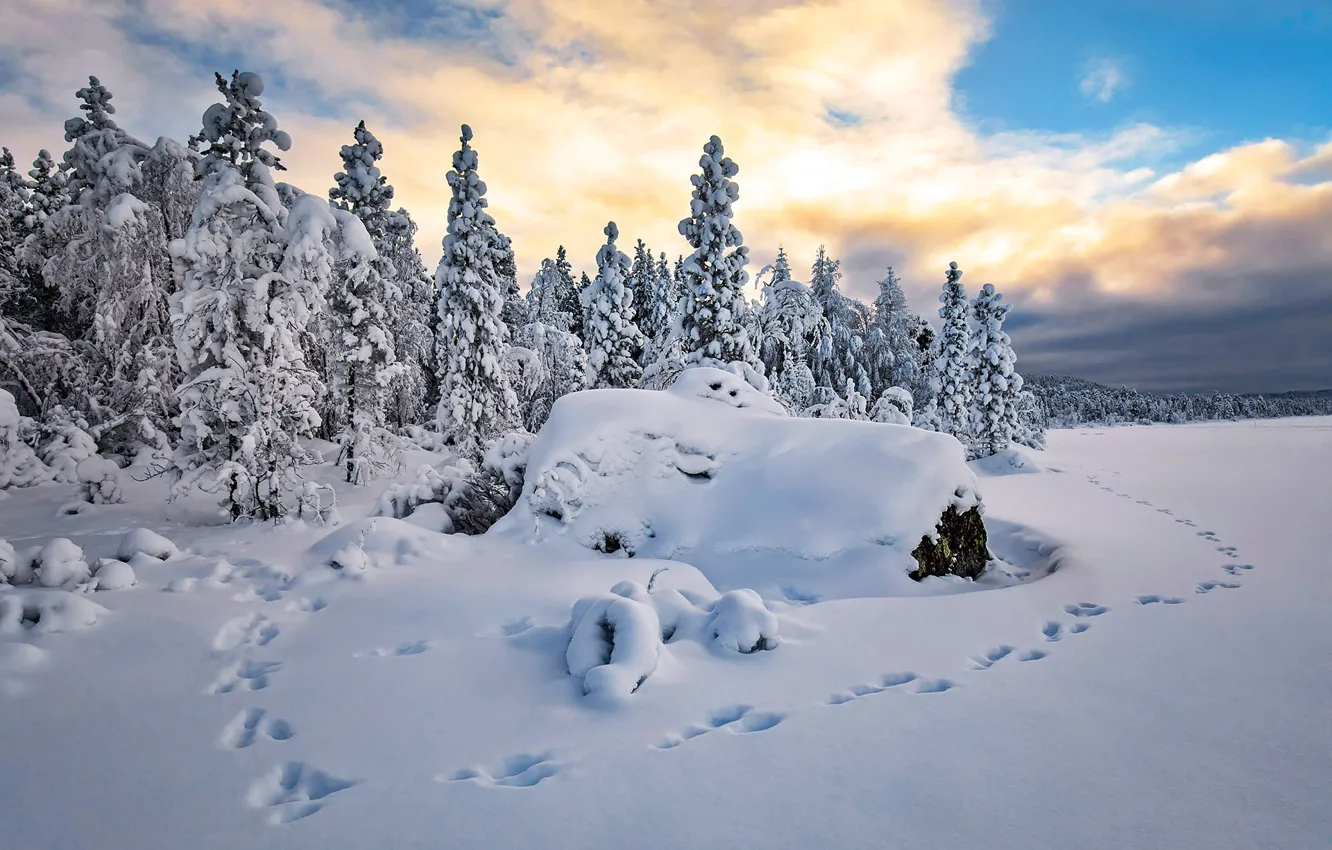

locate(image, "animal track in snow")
[[1042, 621, 1063, 641], [1196, 531, 1221, 542], [362, 640, 430, 658], [212, 613, 279, 652], [1064, 602, 1109, 618], [1136, 595, 1185, 605], [826, 672, 918, 705], [218, 708, 294, 749], [208, 660, 281, 695], [656, 705, 755, 747], [1175, 518, 1197, 527], [245, 761, 356, 823], [446, 753, 561, 788], [1222, 563, 1255, 576], [968, 645, 1014, 670], [1069, 623, 1090, 634], [1157, 508, 1174, 515], [1216, 546, 1238, 557], [1016, 649, 1047, 662], [912, 678, 956, 694], [1196, 580, 1241, 594], [285, 596, 326, 614]]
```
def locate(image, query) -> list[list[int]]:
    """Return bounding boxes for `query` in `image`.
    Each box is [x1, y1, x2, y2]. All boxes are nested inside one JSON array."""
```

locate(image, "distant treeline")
[[1026, 374, 1332, 428]]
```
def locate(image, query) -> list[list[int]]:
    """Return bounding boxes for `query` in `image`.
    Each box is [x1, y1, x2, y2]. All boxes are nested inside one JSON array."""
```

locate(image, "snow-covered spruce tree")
[[140, 137, 199, 242], [967, 283, 1024, 458], [507, 320, 587, 432], [867, 266, 919, 397], [326, 207, 403, 483], [0, 149, 27, 314], [758, 277, 828, 411], [20, 150, 69, 238], [808, 245, 870, 397], [931, 261, 972, 440], [771, 245, 792, 283], [676, 135, 762, 373], [1012, 388, 1046, 450], [494, 230, 528, 335], [582, 221, 644, 388], [627, 239, 655, 348], [432, 124, 519, 459], [170, 70, 325, 521], [31, 77, 182, 437], [383, 208, 436, 427]]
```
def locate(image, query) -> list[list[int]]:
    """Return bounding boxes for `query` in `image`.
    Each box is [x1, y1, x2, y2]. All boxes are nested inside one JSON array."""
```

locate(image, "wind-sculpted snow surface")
[[494, 367, 984, 598]]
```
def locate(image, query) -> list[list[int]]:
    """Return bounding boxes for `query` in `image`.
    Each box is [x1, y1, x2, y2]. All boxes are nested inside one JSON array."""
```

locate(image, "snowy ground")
[[2, 418, 1329, 849]]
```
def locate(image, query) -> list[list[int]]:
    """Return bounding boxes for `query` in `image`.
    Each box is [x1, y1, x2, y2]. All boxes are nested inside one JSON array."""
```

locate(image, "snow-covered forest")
[[0, 71, 1054, 517]]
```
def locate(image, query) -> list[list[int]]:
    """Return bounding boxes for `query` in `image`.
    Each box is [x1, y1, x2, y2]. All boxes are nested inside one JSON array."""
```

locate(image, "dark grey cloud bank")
[[837, 249, 1332, 396]]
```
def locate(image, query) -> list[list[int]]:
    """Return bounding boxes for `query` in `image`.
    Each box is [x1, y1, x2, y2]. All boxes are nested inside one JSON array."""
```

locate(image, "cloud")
[[1, 0, 1329, 392], [1079, 57, 1128, 103]]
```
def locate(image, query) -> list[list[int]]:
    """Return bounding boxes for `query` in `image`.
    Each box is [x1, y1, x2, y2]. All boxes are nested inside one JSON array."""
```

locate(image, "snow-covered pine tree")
[[627, 238, 658, 360], [140, 137, 199, 242], [494, 230, 528, 335], [931, 261, 972, 441], [170, 70, 322, 521], [507, 320, 587, 432], [383, 207, 436, 427], [0, 149, 28, 316], [432, 124, 519, 459], [326, 207, 402, 483], [1012, 387, 1046, 449], [867, 266, 919, 397], [676, 135, 761, 373], [582, 221, 644, 388], [20, 150, 69, 238], [967, 283, 1024, 458], [555, 245, 582, 339], [772, 245, 792, 283], [326, 120, 433, 429], [758, 276, 828, 411], [808, 245, 870, 396]]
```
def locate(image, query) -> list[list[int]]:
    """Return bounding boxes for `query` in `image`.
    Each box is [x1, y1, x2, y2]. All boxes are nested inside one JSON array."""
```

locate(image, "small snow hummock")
[[969, 446, 1045, 477], [117, 528, 180, 561], [566, 584, 662, 701], [34, 538, 92, 589], [0, 539, 18, 584], [76, 452, 124, 504], [0, 592, 107, 635], [92, 558, 137, 590]]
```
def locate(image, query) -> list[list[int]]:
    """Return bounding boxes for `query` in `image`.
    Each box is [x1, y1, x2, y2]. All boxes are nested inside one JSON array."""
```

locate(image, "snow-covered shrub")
[[0, 539, 17, 585], [92, 558, 137, 590], [566, 585, 662, 700], [376, 430, 532, 535], [294, 482, 340, 526], [871, 387, 914, 425], [117, 528, 179, 561], [708, 589, 780, 654], [34, 538, 92, 589], [76, 455, 124, 504], [38, 411, 98, 483], [0, 389, 50, 489]]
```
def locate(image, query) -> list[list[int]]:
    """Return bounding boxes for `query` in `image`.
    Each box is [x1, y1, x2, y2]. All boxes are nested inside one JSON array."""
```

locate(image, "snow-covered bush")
[[294, 482, 340, 526], [871, 386, 914, 425], [118, 528, 180, 561], [708, 588, 780, 654], [566, 585, 662, 700], [375, 431, 533, 535], [38, 411, 98, 483], [0, 591, 106, 635], [34, 538, 91, 589], [77, 455, 124, 504], [0, 539, 18, 585], [0, 389, 50, 490]]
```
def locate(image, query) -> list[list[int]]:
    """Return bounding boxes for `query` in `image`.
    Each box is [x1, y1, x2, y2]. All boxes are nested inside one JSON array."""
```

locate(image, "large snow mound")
[[493, 367, 984, 600]]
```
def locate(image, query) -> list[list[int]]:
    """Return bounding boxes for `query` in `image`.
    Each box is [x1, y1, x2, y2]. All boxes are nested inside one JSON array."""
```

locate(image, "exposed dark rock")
[[909, 505, 989, 581]]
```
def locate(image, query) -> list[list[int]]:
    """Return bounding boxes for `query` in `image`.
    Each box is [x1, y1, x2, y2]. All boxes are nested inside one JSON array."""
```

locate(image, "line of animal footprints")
[[655, 704, 788, 747], [968, 645, 1047, 670], [208, 660, 281, 695]]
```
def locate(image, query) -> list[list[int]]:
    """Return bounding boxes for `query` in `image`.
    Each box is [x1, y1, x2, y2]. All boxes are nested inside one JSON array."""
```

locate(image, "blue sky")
[[955, 0, 1331, 165]]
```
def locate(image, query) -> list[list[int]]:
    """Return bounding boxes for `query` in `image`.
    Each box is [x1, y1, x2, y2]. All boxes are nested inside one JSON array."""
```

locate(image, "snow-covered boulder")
[[92, 558, 137, 590], [969, 446, 1045, 476], [566, 586, 662, 701], [34, 538, 92, 589], [118, 528, 180, 561], [493, 367, 987, 599]]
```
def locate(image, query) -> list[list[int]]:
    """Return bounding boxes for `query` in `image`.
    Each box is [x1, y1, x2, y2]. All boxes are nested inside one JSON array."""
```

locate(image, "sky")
[[1, 0, 1329, 394]]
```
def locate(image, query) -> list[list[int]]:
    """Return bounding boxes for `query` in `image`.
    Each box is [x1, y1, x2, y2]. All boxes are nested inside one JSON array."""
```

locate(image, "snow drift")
[[492, 367, 986, 600]]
